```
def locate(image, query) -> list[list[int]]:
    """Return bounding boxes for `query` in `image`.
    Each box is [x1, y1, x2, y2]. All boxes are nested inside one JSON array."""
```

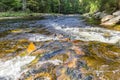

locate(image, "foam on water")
[[54, 27, 120, 43], [38, 16, 120, 44], [0, 56, 35, 80], [0, 33, 59, 42], [1, 15, 120, 43], [28, 33, 59, 42], [37, 59, 63, 67]]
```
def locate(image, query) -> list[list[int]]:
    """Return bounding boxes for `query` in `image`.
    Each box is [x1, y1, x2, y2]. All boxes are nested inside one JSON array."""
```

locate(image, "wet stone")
[[20, 63, 57, 80], [39, 49, 65, 61], [84, 75, 93, 80]]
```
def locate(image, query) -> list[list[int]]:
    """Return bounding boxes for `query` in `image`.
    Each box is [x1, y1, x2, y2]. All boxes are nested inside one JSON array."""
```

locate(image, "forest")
[[0, 0, 120, 14]]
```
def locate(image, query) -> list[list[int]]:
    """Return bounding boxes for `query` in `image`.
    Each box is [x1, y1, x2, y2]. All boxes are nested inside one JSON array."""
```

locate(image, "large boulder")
[[101, 16, 120, 26], [99, 12, 108, 19], [101, 15, 114, 23], [94, 12, 107, 19], [113, 11, 120, 16], [94, 12, 101, 19], [82, 13, 91, 18]]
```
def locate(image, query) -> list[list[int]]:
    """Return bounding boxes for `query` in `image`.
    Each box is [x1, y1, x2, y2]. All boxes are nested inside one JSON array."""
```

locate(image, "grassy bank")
[[0, 12, 63, 17], [0, 12, 44, 22], [0, 12, 43, 17], [0, 12, 62, 22], [83, 15, 120, 31]]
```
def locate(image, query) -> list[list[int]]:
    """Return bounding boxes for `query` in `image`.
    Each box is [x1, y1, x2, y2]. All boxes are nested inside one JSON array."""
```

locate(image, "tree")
[[0, 0, 120, 14], [22, 0, 27, 11]]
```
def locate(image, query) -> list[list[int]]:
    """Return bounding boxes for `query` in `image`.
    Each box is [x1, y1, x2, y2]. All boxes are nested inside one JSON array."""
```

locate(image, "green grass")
[[0, 12, 62, 22], [0, 12, 43, 17], [0, 12, 45, 22], [0, 11, 62, 17]]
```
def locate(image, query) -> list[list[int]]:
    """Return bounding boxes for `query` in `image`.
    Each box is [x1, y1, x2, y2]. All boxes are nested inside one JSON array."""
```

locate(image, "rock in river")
[[101, 16, 120, 26], [101, 15, 114, 23]]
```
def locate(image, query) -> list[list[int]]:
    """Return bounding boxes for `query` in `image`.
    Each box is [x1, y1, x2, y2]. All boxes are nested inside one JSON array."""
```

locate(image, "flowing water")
[[0, 15, 120, 80]]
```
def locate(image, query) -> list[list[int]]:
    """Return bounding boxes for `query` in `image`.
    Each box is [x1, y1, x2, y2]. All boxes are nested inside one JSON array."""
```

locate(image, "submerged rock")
[[39, 49, 65, 61], [56, 59, 89, 80], [18, 41, 89, 80], [81, 42, 120, 79], [83, 42, 120, 61], [1, 15, 120, 80]]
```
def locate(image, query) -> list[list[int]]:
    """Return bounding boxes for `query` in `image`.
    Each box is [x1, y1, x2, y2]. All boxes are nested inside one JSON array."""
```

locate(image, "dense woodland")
[[0, 0, 120, 14]]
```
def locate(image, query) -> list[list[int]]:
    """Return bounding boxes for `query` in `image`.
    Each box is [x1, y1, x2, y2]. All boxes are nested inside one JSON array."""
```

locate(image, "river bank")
[[83, 11, 120, 32]]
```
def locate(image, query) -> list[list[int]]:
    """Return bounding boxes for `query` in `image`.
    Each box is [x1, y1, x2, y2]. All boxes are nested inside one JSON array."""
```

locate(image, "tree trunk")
[[118, 0, 120, 9], [58, 0, 61, 13], [58, 4, 60, 13], [22, 0, 27, 11]]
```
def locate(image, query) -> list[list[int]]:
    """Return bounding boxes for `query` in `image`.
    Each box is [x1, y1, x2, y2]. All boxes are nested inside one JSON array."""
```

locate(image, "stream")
[[0, 15, 120, 80]]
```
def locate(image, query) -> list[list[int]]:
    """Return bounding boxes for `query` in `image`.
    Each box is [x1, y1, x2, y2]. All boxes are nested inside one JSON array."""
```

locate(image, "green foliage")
[[78, 0, 118, 13], [0, 0, 22, 11], [0, 0, 119, 14], [89, 1, 100, 13], [0, 12, 28, 17]]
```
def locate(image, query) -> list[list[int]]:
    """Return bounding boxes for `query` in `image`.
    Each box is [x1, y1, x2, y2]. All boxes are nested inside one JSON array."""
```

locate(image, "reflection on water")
[[0, 15, 120, 80]]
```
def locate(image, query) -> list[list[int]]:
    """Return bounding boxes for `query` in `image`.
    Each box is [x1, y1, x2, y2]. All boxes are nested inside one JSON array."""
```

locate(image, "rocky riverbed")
[[0, 15, 120, 80]]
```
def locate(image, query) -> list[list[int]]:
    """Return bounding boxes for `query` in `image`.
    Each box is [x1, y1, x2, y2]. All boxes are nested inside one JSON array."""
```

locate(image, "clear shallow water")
[[0, 15, 120, 80], [37, 16, 120, 44], [1, 15, 120, 43]]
